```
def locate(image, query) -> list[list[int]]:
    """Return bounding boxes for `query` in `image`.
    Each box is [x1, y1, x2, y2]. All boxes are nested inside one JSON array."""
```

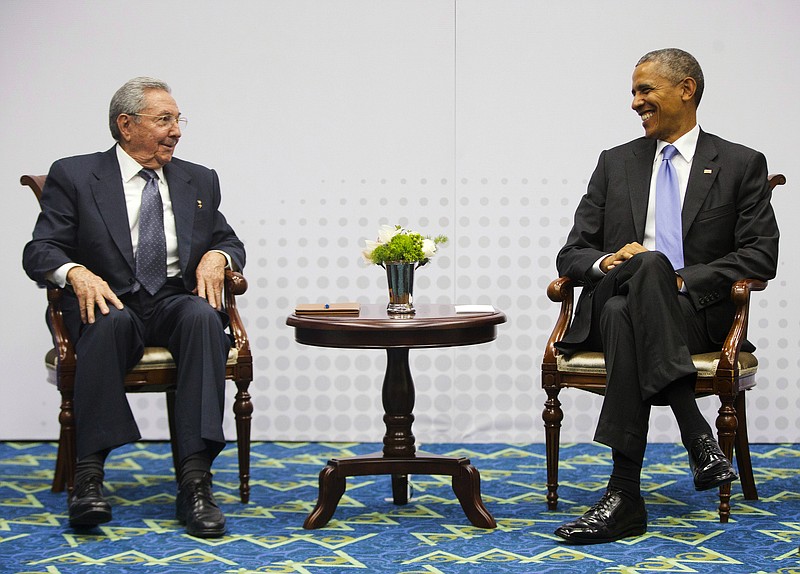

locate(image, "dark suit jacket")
[[557, 130, 779, 350], [23, 147, 245, 296]]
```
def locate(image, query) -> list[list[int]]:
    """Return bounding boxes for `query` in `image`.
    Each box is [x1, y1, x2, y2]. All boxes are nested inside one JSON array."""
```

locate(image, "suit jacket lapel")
[[90, 148, 135, 272], [164, 161, 196, 277], [626, 138, 656, 242], [682, 130, 720, 236]]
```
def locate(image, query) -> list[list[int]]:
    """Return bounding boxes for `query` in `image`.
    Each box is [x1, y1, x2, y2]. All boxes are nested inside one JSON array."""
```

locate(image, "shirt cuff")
[[47, 263, 84, 288], [589, 254, 613, 279], [211, 250, 233, 270]]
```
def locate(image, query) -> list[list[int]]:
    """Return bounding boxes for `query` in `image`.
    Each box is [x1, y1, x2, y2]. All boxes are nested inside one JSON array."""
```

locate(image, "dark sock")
[[178, 450, 213, 488], [75, 449, 110, 485], [664, 375, 713, 446], [607, 448, 642, 502]]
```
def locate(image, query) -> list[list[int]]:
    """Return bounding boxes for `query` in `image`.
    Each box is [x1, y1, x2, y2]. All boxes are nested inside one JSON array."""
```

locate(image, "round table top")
[[286, 303, 506, 349]]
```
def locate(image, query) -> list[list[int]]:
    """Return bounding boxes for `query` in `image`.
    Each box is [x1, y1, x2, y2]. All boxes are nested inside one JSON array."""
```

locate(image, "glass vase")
[[383, 261, 416, 315]]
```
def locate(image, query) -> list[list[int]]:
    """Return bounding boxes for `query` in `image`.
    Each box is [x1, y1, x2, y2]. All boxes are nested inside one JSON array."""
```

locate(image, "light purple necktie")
[[136, 168, 167, 295], [655, 144, 684, 269]]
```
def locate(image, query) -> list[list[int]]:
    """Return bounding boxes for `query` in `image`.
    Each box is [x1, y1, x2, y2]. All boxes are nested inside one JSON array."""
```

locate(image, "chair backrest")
[[768, 173, 786, 191], [20, 175, 46, 202]]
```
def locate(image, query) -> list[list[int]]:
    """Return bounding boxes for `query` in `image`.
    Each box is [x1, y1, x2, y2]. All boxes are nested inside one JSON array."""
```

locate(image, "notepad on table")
[[294, 302, 361, 316], [454, 304, 495, 314]]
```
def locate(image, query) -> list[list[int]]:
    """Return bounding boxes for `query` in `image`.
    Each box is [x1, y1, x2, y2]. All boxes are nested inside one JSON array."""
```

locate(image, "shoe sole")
[[185, 526, 226, 538], [69, 509, 112, 528], [556, 523, 647, 545], [176, 516, 226, 538], [695, 472, 738, 491]]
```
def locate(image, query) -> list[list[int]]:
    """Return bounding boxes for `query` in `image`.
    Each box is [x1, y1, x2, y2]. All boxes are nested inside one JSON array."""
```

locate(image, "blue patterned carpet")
[[0, 441, 799, 573]]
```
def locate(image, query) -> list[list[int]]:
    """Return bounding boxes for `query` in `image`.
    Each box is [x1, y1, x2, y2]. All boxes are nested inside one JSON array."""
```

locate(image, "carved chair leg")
[[53, 388, 76, 494], [733, 391, 757, 500], [542, 384, 564, 511], [715, 394, 738, 523], [234, 379, 253, 503], [52, 440, 68, 493]]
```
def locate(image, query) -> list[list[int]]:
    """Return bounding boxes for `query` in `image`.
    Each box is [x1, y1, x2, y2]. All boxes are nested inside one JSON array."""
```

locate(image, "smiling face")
[[631, 61, 697, 143], [116, 89, 181, 168]]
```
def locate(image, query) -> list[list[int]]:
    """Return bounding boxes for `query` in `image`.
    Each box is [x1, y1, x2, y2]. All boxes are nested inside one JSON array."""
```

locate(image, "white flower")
[[361, 240, 381, 264], [421, 238, 437, 260], [377, 224, 401, 243]]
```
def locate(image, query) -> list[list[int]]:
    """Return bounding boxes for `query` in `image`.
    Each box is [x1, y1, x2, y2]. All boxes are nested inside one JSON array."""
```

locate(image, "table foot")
[[303, 463, 346, 529], [452, 462, 497, 528], [303, 452, 496, 529]]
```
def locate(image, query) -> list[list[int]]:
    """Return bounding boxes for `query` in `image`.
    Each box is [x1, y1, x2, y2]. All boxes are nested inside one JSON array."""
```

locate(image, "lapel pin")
[[197, 200, 203, 209], [704, 169, 713, 174]]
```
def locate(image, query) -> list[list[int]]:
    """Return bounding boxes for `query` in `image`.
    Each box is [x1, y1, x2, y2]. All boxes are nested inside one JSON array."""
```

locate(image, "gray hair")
[[637, 48, 704, 107], [109, 77, 171, 141]]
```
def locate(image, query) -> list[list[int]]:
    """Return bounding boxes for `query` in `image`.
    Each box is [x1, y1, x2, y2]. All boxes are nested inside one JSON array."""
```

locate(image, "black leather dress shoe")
[[688, 433, 738, 491], [554, 489, 647, 544], [176, 473, 226, 538], [68, 477, 112, 528]]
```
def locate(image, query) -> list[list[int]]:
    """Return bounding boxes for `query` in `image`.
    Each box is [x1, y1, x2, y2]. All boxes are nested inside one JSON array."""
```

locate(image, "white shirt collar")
[[655, 123, 700, 163], [115, 144, 166, 183]]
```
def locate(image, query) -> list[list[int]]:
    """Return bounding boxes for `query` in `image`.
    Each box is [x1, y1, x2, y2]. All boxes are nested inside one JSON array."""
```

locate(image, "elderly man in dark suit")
[[23, 77, 245, 538], [552, 49, 779, 544]]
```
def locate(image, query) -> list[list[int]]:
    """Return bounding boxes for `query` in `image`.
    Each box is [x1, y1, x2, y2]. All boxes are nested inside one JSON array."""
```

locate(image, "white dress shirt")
[[591, 124, 700, 279]]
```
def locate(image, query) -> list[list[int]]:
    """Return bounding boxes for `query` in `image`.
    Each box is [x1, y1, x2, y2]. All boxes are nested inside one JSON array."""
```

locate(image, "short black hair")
[[637, 48, 704, 107]]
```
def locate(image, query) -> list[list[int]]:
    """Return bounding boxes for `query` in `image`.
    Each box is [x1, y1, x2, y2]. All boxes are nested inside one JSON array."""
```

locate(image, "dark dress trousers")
[[23, 147, 246, 462], [555, 130, 779, 460]]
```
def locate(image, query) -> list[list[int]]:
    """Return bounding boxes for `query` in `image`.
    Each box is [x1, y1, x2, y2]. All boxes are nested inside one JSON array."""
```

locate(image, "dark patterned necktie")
[[136, 168, 167, 295], [655, 144, 684, 269]]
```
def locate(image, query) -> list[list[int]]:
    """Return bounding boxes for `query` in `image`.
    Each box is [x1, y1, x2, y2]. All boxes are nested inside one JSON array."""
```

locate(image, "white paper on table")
[[454, 304, 495, 313]]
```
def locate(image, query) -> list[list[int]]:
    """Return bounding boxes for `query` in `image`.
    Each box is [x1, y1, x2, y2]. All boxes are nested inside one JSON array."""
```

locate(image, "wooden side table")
[[286, 303, 507, 529]]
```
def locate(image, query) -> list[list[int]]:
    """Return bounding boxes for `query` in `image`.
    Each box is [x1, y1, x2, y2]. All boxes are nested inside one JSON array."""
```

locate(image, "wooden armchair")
[[21, 174, 254, 503], [541, 173, 785, 523]]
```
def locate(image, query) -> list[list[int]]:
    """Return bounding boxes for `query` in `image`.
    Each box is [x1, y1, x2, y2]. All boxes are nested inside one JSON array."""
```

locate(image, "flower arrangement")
[[362, 224, 448, 267]]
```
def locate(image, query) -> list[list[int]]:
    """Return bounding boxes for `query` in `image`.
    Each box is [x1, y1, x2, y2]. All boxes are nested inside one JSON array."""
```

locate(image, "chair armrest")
[[718, 278, 767, 373], [47, 272, 250, 364], [541, 272, 767, 379], [224, 270, 250, 353], [543, 276, 574, 364], [225, 270, 248, 297], [46, 286, 77, 378]]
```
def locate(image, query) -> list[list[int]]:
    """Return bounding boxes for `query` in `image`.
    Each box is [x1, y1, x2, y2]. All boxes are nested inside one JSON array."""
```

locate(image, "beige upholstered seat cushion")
[[556, 350, 758, 378], [45, 346, 239, 371]]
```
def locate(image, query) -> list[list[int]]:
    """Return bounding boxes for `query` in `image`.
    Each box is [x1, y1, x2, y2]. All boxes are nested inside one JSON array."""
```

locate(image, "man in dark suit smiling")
[[23, 77, 245, 538], [552, 49, 779, 544]]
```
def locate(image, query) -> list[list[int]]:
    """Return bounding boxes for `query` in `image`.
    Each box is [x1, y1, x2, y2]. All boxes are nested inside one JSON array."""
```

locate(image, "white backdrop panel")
[[1, 0, 797, 444]]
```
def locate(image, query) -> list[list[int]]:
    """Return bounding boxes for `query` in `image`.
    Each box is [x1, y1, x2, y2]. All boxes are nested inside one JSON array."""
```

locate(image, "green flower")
[[362, 225, 448, 267]]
